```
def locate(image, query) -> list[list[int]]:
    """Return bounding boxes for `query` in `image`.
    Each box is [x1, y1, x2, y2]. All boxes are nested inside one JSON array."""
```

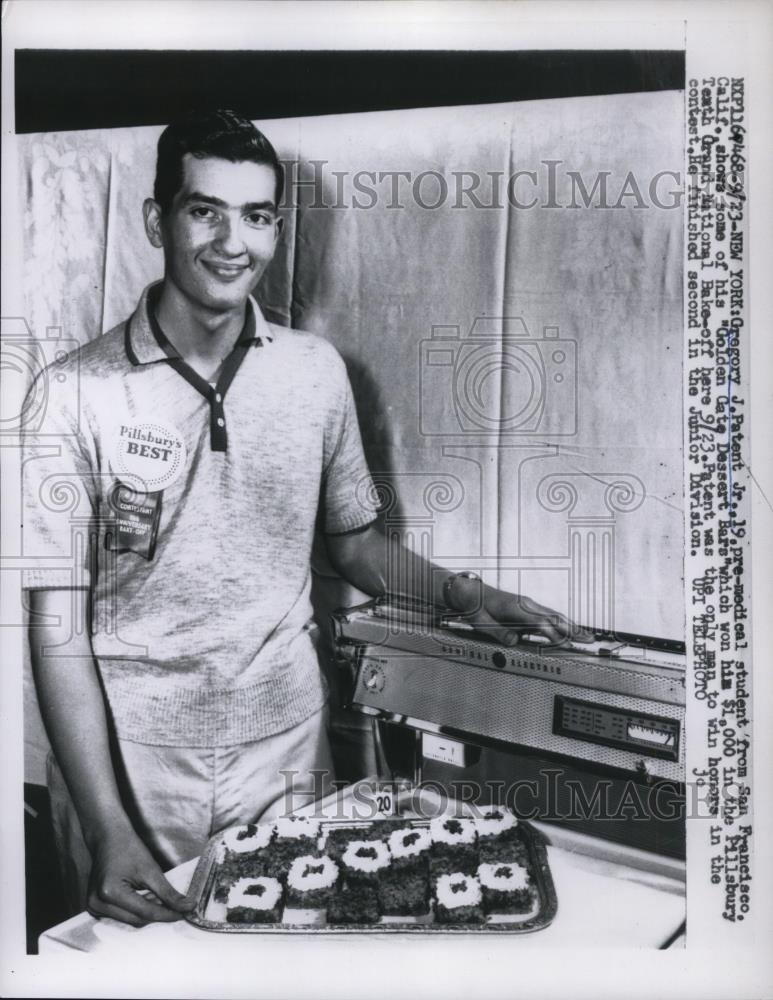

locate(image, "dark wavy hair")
[[153, 109, 284, 212]]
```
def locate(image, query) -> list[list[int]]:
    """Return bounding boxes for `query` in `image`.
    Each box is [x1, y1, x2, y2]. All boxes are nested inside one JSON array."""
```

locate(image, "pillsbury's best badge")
[[111, 420, 186, 491]]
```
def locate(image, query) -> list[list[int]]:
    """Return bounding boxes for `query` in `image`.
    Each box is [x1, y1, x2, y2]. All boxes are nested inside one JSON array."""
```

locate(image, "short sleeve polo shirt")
[[22, 282, 378, 746]]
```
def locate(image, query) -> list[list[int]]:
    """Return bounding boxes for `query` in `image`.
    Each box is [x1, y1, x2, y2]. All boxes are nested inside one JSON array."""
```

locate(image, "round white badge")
[[111, 420, 187, 491]]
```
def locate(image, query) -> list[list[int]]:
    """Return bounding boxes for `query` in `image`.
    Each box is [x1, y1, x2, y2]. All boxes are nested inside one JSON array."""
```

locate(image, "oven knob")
[[363, 664, 385, 692]]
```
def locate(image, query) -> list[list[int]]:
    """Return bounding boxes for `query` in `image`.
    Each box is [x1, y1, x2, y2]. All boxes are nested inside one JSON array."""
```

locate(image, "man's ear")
[[143, 198, 165, 249], [274, 215, 285, 243]]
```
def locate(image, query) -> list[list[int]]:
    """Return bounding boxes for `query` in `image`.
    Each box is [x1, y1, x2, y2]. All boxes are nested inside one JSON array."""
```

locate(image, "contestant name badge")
[[106, 420, 186, 559], [105, 483, 162, 559], [110, 420, 186, 491]]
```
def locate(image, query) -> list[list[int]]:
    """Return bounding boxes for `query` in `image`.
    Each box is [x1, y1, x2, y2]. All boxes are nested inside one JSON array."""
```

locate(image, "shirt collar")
[[125, 281, 274, 367]]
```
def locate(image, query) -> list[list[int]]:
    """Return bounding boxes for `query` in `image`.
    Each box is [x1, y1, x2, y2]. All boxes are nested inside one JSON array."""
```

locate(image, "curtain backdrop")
[[18, 91, 684, 782]]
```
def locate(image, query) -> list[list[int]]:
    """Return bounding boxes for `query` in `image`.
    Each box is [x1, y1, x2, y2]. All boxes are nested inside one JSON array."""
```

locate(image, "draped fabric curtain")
[[19, 91, 684, 781]]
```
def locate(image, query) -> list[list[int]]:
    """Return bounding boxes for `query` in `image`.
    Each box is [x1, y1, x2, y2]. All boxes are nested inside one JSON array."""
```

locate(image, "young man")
[[24, 110, 586, 926]]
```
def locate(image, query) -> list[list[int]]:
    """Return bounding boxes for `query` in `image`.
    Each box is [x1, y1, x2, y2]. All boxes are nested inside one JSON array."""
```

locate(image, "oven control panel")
[[553, 695, 680, 762]]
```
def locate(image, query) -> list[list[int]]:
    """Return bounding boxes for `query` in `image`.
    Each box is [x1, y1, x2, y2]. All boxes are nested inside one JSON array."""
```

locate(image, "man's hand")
[[451, 580, 595, 647], [86, 826, 193, 927]]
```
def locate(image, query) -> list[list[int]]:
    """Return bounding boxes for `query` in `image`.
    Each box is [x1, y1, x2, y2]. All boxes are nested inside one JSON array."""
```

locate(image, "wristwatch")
[[442, 570, 482, 610]]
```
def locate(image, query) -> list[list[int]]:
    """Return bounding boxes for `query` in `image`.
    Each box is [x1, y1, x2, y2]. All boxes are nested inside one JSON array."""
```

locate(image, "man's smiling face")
[[150, 153, 283, 314]]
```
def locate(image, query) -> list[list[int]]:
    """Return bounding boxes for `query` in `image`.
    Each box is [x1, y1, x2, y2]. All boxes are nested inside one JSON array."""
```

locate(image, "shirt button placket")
[[211, 394, 227, 450]]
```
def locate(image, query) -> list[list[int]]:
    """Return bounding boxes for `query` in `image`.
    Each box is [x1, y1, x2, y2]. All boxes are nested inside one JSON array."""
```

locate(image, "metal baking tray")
[[185, 816, 557, 934]]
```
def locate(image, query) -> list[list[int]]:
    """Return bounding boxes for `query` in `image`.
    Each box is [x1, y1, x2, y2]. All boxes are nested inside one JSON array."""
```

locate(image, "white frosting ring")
[[435, 873, 482, 909], [478, 862, 530, 891], [429, 816, 477, 847], [287, 854, 339, 890], [275, 816, 321, 840], [389, 827, 431, 860], [227, 876, 282, 910], [475, 809, 518, 838], [341, 840, 391, 873], [222, 823, 274, 853]]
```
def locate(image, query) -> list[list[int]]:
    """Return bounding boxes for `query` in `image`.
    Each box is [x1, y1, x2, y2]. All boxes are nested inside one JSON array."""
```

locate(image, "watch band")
[[442, 570, 481, 610]]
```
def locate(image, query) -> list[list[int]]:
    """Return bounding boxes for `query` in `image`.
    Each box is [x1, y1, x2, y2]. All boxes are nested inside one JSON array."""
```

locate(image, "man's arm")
[[28, 588, 192, 925], [325, 522, 592, 645]]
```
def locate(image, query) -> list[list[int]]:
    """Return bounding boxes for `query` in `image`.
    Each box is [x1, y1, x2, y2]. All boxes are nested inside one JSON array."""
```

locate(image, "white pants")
[[49, 706, 334, 915]]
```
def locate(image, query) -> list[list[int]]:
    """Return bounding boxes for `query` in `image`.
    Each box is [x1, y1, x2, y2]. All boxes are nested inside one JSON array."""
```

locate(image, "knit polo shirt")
[[22, 283, 377, 747]]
